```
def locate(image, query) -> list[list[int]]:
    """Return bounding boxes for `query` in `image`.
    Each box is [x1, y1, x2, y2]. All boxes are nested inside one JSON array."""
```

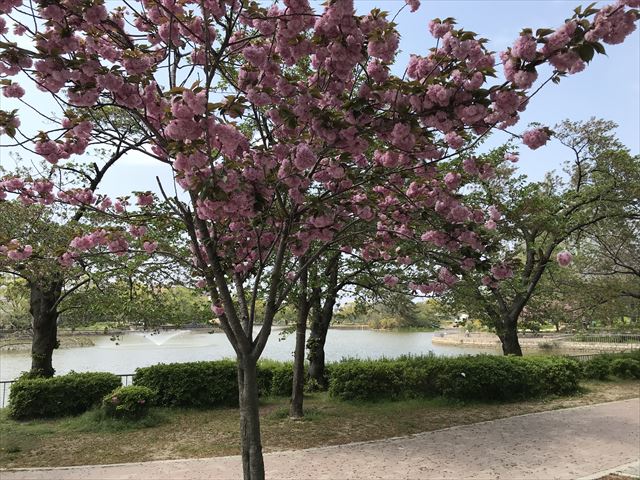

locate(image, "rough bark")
[[290, 266, 310, 418], [237, 355, 265, 480], [307, 293, 336, 389], [29, 279, 63, 378], [498, 316, 523, 356], [306, 254, 340, 389]]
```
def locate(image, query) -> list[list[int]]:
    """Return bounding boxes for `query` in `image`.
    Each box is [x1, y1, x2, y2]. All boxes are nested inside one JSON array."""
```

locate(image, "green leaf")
[[576, 44, 595, 63], [535, 28, 555, 37], [591, 42, 606, 55]]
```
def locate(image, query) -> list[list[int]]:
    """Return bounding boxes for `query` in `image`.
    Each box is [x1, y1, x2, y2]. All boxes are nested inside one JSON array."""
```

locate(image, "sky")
[[0, 0, 638, 199]]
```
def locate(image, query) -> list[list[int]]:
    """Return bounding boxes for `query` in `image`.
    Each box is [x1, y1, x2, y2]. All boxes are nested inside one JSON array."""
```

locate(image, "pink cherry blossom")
[[522, 128, 550, 150], [404, 0, 420, 12], [143, 241, 158, 254], [2, 83, 25, 98], [136, 193, 154, 207], [383, 275, 399, 287], [511, 34, 537, 61], [556, 250, 573, 267]]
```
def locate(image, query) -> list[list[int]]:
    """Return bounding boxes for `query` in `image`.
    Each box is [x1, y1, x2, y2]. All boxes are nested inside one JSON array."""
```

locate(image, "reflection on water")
[[0, 329, 497, 381]]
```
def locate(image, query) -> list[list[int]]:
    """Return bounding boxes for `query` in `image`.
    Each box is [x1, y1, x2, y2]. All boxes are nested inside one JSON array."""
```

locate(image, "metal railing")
[[0, 373, 135, 408], [569, 333, 640, 344]]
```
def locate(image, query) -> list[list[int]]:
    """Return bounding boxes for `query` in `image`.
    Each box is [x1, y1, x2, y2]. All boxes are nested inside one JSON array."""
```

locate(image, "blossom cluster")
[[0, 0, 636, 297]]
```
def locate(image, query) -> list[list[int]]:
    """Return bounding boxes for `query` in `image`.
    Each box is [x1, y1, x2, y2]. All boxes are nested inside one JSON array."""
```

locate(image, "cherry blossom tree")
[[1, 0, 638, 477], [442, 120, 639, 354], [0, 156, 183, 376]]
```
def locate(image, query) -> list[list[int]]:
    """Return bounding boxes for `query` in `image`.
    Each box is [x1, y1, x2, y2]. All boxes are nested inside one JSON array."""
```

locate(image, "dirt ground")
[[2, 398, 638, 480]]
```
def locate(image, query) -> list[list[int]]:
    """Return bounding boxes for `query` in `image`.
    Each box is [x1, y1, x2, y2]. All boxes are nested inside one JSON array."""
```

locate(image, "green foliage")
[[609, 358, 640, 379], [581, 351, 640, 380], [581, 356, 612, 380], [132, 360, 295, 408], [329, 355, 581, 402], [133, 360, 239, 408], [328, 358, 407, 401], [101, 386, 155, 420], [65, 407, 167, 432], [0, 277, 30, 330], [258, 360, 294, 397], [8, 372, 122, 420], [334, 299, 445, 330], [442, 120, 639, 339], [61, 284, 212, 329]]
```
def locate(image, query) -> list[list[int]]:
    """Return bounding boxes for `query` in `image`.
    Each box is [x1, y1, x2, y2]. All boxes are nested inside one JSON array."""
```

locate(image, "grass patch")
[[0, 380, 638, 469], [60, 408, 169, 433]]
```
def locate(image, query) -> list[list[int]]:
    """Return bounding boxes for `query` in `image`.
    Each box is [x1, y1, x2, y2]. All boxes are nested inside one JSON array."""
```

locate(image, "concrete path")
[[3, 398, 639, 480]]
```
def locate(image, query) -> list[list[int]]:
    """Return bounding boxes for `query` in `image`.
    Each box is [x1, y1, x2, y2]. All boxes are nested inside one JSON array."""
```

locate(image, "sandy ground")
[[2, 398, 639, 480]]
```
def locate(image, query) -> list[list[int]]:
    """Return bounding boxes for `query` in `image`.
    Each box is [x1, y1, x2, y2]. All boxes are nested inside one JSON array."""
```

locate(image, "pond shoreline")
[[0, 324, 440, 353], [432, 332, 640, 353]]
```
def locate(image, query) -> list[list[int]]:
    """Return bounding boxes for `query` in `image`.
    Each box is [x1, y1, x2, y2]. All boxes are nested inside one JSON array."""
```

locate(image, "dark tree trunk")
[[307, 321, 327, 388], [29, 279, 63, 378], [237, 355, 265, 480], [498, 316, 523, 356], [307, 261, 339, 390], [307, 300, 333, 389], [290, 266, 310, 419]]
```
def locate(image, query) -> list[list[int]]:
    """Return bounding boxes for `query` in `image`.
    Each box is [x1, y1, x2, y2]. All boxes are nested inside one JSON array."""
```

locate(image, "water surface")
[[0, 328, 497, 381]]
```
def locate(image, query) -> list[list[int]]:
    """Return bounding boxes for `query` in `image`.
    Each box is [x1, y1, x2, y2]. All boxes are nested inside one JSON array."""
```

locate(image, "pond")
[[0, 328, 498, 381]]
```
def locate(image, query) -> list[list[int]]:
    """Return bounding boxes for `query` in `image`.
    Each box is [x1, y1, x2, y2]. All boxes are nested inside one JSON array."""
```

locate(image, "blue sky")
[[0, 0, 638, 198], [390, 0, 640, 181]]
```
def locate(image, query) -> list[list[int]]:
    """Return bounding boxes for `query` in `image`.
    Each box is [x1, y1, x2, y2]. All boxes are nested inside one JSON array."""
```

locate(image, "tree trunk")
[[237, 355, 265, 480], [498, 316, 523, 356], [29, 279, 63, 378], [306, 253, 340, 390], [307, 290, 336, 389], [290, 267, 310, 418]]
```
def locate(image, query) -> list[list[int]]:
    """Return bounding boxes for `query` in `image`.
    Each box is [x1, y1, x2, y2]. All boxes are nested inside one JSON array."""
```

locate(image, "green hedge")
[[8, 372, 122, 420], [132, 360, 294, 408], [328, 355, 582, 402], [133, 360, 238, 407], [581, 351, 640, 380]]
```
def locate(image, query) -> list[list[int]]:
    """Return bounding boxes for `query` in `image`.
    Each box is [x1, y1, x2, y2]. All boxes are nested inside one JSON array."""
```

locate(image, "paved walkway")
[[3, 398, 639, 480]]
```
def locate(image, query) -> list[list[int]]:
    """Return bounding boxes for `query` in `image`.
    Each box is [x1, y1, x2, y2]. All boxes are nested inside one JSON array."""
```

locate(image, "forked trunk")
[[29, 279, 63, 378], [237, 355, 265, 480]]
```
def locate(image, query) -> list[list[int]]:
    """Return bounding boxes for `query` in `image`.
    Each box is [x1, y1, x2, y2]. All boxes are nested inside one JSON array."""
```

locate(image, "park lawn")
[[1, 380, 638, 469]]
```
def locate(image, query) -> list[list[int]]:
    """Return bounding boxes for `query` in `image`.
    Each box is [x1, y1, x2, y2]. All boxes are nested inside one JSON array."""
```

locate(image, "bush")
[[8, 372, 121, 420], [609, 358, 640, 379], [133, 360, 295, 408], [328, 359, 406, 401], [259, 361, 294, 397], [329, 355, 581, 402], [581, 351, 640, 380], [581, 356, 613, 380], [102, 386, 155, 420], [133, 360, 238, 408]]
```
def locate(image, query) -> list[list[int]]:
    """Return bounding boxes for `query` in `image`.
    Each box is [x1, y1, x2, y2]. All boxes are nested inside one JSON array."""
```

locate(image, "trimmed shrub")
[[133, 360, 295, 408], [133, 360, 238, 408], [609, 358, 640, 379], [102, 386, 155, 420], [329, 355, 581, 402], [581, 352, 640, 380], [259, 361, 294, 397], [8, 372, 121, 420], [436, 355, 533, 401], [328, 359, 406, 401], [582, 356, 612, 380]]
